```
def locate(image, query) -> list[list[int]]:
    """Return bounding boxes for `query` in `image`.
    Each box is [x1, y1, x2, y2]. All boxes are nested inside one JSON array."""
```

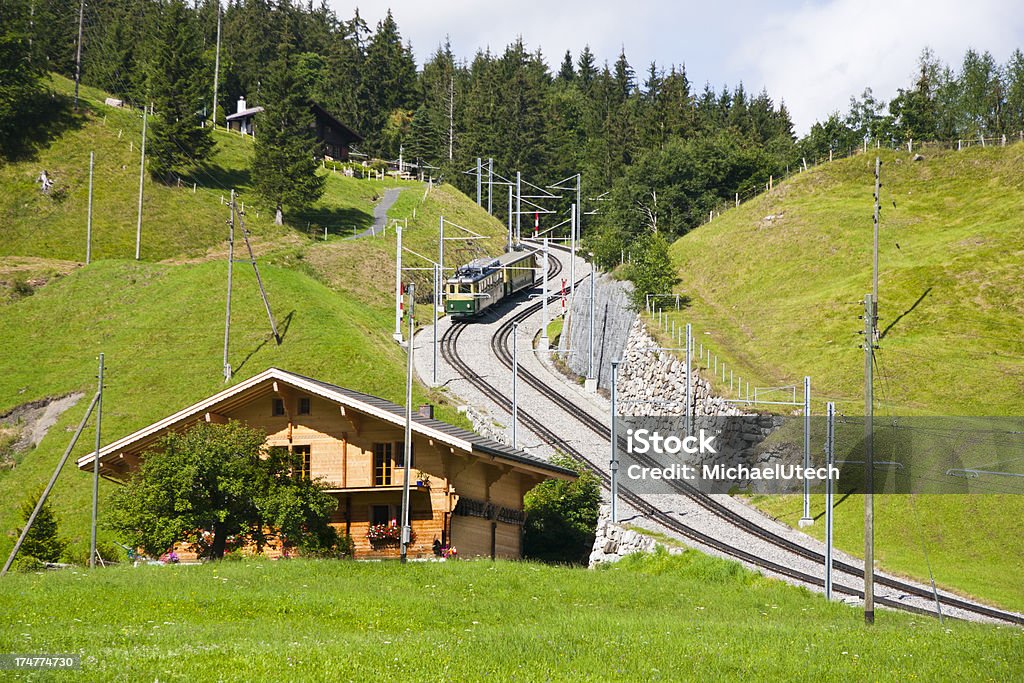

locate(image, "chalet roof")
[[310, 103, 363, 142], [225, 106, 264, 121], [76, 367, 576, 480]]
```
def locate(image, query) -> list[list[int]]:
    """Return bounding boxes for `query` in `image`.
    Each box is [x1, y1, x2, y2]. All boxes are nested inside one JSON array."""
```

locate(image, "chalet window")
[[298, 397, 311, 415], [272, 398, 285, 416], [373, 443, 392, 486], [371, 505, 392, 527], [294, 445, 311, 480], [393, 442, 414, 469]]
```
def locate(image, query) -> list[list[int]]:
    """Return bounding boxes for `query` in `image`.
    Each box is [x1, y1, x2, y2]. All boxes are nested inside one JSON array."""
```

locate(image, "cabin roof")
[[225, 106, 264, 121], [76, 367, 576, 480], [310, 103, 363, 142]]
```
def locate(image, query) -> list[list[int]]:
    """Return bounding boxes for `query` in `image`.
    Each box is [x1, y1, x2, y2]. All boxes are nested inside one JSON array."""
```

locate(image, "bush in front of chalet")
[[105, 421, 338, 560], [11, 488, 67, 565], [523, 454, 601, 565]]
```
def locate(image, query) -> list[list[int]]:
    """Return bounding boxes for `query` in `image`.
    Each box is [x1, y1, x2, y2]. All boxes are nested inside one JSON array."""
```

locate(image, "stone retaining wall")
[[588, 505, 682, 566]]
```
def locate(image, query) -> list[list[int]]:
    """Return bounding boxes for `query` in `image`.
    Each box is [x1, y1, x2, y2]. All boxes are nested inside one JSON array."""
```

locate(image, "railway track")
[[438, 248, 1023, 625]]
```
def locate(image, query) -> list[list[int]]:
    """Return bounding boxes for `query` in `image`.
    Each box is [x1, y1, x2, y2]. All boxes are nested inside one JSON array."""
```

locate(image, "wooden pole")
[[89, 353, 104, 568], [86, 151, 94, 264], [2, 391, 100, 577], [135, 107, 147, 260], [223, 191, 235, 381], [238, 207, 281, 344]]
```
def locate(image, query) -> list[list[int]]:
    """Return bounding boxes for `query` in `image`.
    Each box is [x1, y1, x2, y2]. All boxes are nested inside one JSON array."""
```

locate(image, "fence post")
[[958, 139, 961, 151]]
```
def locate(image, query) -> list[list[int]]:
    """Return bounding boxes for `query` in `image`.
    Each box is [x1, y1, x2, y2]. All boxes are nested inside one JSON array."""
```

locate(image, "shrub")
[[523, 453, 601, 565]]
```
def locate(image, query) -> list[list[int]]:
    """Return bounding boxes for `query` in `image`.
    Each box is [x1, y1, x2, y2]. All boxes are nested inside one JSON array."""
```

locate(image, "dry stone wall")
[[616, 319, 801, 492], [588, 505, 682, 566]]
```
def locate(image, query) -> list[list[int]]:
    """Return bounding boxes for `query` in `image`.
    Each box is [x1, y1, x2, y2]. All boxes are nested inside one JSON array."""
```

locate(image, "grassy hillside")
[[0, 77, 512, 563], [666, 146, 1023, 415], [2, 552, 1019, 680], [661, 145, 1024, 611], [0, 75, 409, 263]]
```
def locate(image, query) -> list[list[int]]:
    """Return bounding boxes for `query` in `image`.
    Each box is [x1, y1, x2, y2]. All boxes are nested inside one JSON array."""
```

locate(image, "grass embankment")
[[0, 261, 429, 561], [661, 146, 1024, 612], [0, 77, 510, 563], [2, 553, 1020, 680], [303, 182, 509, 310], [666, 146, 1023, 415]]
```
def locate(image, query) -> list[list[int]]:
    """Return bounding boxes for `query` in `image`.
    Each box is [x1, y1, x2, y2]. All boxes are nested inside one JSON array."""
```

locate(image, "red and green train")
[[445, 250, 537, 319]]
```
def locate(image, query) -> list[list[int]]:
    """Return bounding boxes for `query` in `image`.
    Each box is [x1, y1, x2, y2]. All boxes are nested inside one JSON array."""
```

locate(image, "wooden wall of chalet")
[[227, 389, 536, 560]]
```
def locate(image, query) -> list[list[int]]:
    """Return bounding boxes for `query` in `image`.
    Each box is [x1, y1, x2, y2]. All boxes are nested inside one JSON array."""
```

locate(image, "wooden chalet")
[[225, 96, 362, 161], [76, 368, 575, 560]]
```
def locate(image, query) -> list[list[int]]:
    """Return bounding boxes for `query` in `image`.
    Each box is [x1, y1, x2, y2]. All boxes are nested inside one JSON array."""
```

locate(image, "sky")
[[329, 0, 1024, 136]]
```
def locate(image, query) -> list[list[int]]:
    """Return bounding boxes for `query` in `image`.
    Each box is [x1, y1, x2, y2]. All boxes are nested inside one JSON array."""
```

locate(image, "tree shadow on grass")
[[290, 205, 375, 238], [179, 163, 252, 193], [232, 310, 294, 377], [1, 92, 84, 162]]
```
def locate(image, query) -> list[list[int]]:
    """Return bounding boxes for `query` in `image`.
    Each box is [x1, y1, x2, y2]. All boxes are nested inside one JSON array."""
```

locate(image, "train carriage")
[[445, 249, 538, 319]]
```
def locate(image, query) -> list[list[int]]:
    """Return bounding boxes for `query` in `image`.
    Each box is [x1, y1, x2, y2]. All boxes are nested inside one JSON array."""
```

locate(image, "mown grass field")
[[0, 77, 511, 564], [659, 146, 1024, 612], [2, 552, 1021, 681]]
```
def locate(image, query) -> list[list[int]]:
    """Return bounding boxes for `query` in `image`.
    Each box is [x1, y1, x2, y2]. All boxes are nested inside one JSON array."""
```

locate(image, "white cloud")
[[732, 0, 1024, 134]]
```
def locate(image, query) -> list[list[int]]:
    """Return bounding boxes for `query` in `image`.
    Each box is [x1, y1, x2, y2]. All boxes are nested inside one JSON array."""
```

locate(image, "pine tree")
[[556, 50, 576, 84], [251, 39, 325, 225], [15, 490, 67, 563], [361, 9, 417, 156], [147, 0, 214, 181], [408, 104, 440, 165], [0, 0, 44, 157], [1004, 49, 1024, 134], [577, 46, 597, 93]]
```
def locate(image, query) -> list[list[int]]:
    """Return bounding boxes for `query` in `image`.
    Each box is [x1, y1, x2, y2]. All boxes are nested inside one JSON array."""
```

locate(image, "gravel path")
[[412, 251, 1021, 624], [348, 188, 402, 239]]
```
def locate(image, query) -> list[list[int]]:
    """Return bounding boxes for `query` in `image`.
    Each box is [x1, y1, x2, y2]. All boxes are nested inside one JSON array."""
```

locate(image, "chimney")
[[418, 404, 434, 419], [237, 96, 247, 114]]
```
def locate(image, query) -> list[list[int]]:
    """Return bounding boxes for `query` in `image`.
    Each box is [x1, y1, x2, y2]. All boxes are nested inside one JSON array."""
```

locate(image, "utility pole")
[[825, 401, 835, 600], [570, 203, 577, 296], [684, 323, 692, 437], [872, 157, 881, 340], [394, 225, 403, 341], [515, 172, 521, 243], [448, 75, 454, 161], [511, 322, 519, 449], [223, 191, 235, 381], [438, 216, 444, 287], [799, 376, 813, 527], [3, 387, 101, 576], [487, 158, 493, 215], [74, 0, 84, 109], [86, 151, 94, 264], [540, 238, 549, 351], [400, 283, 414, 564], [585, 268, 596, 392], [238, 202, 281, 344], [89, 353, 104, 569], [135, 107, 147, 260], [211, 4, 221, 127], [610, 359, 620, 523], [476, 157, 482, 206], [507, 186, 513, 251], [863, 292, 875, 625], [433, 263, 439, 385]]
